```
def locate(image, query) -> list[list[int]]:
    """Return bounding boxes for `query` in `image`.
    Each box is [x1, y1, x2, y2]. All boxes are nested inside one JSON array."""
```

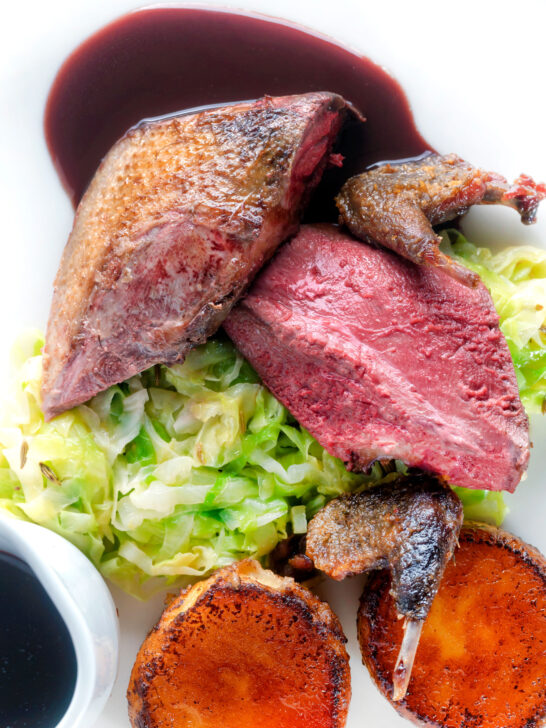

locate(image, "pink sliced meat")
[[224, 224, 529, 492]]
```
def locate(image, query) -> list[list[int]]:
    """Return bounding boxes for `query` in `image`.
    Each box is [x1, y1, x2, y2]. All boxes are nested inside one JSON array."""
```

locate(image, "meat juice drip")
[[0, 552, 77, 728], [44, 6, 432, 219]]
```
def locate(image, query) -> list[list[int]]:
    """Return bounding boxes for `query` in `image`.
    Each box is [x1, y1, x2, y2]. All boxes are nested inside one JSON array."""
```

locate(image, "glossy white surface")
[[1, 1, 545, 727], [0, 516, 119, 728]]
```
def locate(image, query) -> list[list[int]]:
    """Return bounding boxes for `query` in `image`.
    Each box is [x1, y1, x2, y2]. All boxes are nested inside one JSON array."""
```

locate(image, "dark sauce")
[[44, 6, 432, 219], [0, 552, 77, 728]]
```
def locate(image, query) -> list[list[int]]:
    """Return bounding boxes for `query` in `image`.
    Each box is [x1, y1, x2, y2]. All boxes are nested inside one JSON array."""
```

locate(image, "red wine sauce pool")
[[0, 552, 77, 728], [44, 7, 432, 220]]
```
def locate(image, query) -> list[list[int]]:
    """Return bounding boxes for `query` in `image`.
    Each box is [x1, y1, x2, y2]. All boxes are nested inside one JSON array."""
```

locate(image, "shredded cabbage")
[[451, 486, 507, 526], [0, 331, 381, 598], [1, 232, 543, 597]]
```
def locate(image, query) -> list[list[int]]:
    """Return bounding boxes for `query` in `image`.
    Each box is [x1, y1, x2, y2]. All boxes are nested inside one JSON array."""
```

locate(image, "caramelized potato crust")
[[358, 524, 546, 727], [128, 559, 350, 728]]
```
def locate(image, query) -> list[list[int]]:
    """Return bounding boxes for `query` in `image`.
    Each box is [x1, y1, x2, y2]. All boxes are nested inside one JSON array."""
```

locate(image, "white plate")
[[1, 2, 545, 727]]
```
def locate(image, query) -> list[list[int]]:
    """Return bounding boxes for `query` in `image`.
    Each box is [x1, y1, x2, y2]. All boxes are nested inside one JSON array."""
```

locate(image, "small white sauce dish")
[[0, 514, 119, 728]]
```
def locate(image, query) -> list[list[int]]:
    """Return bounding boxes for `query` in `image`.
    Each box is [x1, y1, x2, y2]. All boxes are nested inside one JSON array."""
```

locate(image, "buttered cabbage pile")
[[0, 334, 372, 597], [0, 233, 544, 598]]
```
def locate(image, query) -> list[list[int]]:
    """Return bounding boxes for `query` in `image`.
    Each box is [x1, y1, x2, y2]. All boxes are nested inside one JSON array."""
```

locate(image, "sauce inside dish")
[[0, 552, 77, 728]]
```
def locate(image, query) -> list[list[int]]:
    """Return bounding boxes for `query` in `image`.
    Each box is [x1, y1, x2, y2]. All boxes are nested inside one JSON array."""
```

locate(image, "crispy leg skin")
[[306, 474, 462, 699], [306, 475, 462, 620], [337, 153, 545, 286]]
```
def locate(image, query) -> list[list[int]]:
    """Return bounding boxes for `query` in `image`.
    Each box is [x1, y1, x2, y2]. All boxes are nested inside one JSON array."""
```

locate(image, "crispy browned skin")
[[306, 474, 462, 621], [358, 524, 546, 728], [336, 153, 546, 286], [127, 559, 351, 728], [42, 92, 348, 420], [307, 474, 463, 701]]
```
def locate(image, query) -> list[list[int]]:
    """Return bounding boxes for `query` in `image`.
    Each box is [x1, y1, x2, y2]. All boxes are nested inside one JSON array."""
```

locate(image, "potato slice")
[[357, 524, 546, 727], [128, 559, 350, 728]]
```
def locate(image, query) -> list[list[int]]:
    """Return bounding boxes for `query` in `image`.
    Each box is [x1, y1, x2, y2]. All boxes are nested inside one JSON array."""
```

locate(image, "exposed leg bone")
[[392, 618, 424, 701]]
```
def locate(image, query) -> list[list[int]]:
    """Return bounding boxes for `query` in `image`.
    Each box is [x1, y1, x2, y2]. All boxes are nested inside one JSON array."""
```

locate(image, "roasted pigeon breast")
[[41, 92, 349, 419]]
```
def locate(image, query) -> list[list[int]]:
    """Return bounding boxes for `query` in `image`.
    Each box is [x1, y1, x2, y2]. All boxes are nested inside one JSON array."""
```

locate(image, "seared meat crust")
[[336, 153, 546, 286], [42, 92, 348, 419], [306, 474, 463, 620], [127, 559, 351, 728]]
